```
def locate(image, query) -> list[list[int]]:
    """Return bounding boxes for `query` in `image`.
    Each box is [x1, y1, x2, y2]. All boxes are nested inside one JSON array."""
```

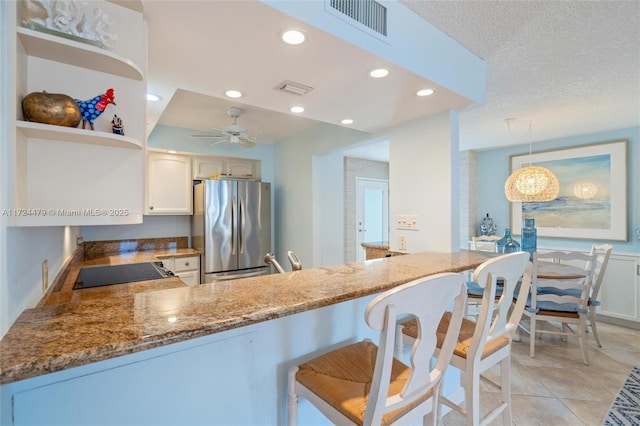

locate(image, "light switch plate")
[[396, 215, 419, 230]]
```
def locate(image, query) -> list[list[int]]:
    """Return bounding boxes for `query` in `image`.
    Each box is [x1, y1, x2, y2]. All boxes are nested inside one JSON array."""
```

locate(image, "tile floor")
[[442, 320, 640, 426]]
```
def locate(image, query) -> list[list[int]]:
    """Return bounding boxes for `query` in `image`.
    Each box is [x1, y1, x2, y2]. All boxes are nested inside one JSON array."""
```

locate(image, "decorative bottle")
[[521, 218, 537, 260], [495, 228, 520, 254], [480, 213, 497, 236]]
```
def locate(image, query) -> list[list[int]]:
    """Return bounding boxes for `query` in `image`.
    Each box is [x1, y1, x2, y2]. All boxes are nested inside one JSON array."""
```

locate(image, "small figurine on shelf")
[[111, 114, 124, 135], [74, 88, 116, 130]]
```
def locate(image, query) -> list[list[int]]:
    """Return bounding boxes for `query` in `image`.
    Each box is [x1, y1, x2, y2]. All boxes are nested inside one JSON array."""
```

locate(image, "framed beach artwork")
[[509, 140, 628, 241]]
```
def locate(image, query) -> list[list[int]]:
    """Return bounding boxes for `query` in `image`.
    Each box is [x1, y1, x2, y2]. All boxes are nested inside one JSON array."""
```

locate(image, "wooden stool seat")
[[295, 340, 432, 425]]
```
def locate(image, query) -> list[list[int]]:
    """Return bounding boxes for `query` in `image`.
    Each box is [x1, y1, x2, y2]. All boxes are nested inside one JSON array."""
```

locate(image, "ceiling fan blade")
[[191, 134, 227, 139], [210, 139, 228, 146], [239, 139, 256, 148]]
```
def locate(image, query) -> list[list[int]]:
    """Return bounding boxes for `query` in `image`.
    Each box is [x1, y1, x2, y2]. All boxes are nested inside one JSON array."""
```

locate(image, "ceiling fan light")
[[225, 90, 242, 98], [504, 166, 560, 202]]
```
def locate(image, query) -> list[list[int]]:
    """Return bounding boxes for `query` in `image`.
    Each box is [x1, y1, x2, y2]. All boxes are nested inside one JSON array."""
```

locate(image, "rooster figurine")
[[75, 88, 116, 130]]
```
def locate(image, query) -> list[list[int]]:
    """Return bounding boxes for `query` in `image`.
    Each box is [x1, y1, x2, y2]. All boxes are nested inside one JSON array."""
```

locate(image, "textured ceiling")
[[401, 0, 640, 150], [143, 1, 640, 154]]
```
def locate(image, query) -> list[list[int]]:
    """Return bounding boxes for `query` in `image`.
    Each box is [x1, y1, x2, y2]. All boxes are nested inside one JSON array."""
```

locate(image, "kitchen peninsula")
[[0, 250, 494, 425]]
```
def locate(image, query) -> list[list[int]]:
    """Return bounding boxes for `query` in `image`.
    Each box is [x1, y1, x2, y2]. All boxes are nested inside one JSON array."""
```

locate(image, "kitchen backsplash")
[[83, 237, 189, 260]]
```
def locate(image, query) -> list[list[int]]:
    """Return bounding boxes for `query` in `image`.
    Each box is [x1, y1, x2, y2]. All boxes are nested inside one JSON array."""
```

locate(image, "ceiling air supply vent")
[[275, 80, 314, 96], [329, 0, 387, 36]]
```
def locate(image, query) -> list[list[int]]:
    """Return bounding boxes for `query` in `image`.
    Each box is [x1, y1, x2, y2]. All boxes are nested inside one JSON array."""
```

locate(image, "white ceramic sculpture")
[[24, 0, 117, 48]]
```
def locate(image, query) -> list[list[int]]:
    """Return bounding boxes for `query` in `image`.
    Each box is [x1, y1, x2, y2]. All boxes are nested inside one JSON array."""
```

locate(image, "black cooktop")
[[73, 261, 174, 289]]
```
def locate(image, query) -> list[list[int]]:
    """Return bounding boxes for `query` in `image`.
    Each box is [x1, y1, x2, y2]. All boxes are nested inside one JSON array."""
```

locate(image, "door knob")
[[358, 229, 367, 232]]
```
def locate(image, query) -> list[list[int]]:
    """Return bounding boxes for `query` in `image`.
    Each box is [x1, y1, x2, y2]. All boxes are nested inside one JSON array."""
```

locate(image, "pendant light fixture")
[[504, 120, 559, 202]]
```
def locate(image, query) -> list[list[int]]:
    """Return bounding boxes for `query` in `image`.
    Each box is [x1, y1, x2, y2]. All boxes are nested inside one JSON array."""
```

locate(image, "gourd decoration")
[[22, 91, 81, 128]]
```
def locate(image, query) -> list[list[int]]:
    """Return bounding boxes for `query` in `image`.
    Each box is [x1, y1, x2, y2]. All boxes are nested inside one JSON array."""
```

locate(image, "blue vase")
[[495, 228, 520, 254], [521, 218, 537, 260]]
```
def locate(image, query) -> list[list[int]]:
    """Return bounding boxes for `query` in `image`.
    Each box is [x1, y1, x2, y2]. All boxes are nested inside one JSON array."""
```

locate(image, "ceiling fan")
[[191, 107, 264, 148]]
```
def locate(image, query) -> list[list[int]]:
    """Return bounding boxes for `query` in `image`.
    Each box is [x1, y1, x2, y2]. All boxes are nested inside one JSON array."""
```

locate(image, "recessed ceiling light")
[[369, 68, 389, 78], [281, 29, 306, 45], [225, 90, 242, 98], [290, 106, 305, 113], [416, 89, 435, 97], [340, 118, 354, 125], [167, 150, 177, 154], [146, 93, 162, 102]]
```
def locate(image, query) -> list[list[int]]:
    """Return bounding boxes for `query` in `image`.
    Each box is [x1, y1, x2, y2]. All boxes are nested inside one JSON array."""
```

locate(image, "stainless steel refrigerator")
[[192, 180, 271, 283]]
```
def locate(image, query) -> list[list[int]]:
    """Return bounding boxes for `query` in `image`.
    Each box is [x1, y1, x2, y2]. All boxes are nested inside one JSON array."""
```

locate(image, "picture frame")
[[510, 139, 628, 241]]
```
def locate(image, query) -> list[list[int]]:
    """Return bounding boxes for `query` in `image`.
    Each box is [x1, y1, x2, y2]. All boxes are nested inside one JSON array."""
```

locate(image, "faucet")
[[264, 252, 285, 274], [287, 251, 302, 271]]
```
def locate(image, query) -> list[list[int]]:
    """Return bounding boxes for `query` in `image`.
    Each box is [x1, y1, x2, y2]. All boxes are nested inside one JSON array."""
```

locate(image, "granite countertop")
[[361, 241, 390, 249], [0, 250, 495, 384], [40, 239, 200, 307]]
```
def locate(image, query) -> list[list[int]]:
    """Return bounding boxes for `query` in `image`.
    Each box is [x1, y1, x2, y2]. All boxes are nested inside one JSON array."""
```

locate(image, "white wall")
[[81, 215, 191, 243], [0, 0, 10, 337], [312, 151, 345, 266], [274, 123, 371, 268], [2, 226, 78, 337], [389, 111, 460, 252]]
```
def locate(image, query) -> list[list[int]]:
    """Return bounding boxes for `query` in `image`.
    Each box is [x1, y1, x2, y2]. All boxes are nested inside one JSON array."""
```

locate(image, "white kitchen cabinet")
[[226, 159, 255, 178], [598, 252, 640, 328], [192, 156, 258, 180], [146, 152, 193, 215], [160, 255, 200, 286], [192, 157, 226, 179], [5, 2, 147, 226]]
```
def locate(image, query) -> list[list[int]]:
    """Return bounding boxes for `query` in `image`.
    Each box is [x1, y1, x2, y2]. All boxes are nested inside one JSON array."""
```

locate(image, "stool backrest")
[[471, 252, 532, 364], [364, 272, 467, 425]]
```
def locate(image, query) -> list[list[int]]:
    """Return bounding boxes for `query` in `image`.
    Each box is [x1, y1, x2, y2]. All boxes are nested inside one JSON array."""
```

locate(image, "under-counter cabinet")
[[146, 152, 193, 215], [4, 1, 147, 226], [598, 252, 640, 328], [161, 256, 200, 286], [192, 157, 257, 180]]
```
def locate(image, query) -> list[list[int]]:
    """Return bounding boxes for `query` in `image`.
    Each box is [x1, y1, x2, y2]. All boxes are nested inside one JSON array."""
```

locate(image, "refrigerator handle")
[[231, 197, 236, 255], [238, 197, 244, 254]]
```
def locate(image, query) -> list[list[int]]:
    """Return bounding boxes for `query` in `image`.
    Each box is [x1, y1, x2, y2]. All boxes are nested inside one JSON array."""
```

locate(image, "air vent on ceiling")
[[275, 80, 314, 96], [329, 0, 387, 36]]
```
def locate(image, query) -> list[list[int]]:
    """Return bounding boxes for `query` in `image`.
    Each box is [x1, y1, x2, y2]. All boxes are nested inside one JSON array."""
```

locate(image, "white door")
[[356, 178, 389, 261]]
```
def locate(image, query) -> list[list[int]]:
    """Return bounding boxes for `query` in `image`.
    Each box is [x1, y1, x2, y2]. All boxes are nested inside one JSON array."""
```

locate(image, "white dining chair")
[[536, 244, 612, 347], [585, 244, 613, 347], [471, 235, 500, 252], [287, 273, 467, 426], [520, 250, 598, 365]]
